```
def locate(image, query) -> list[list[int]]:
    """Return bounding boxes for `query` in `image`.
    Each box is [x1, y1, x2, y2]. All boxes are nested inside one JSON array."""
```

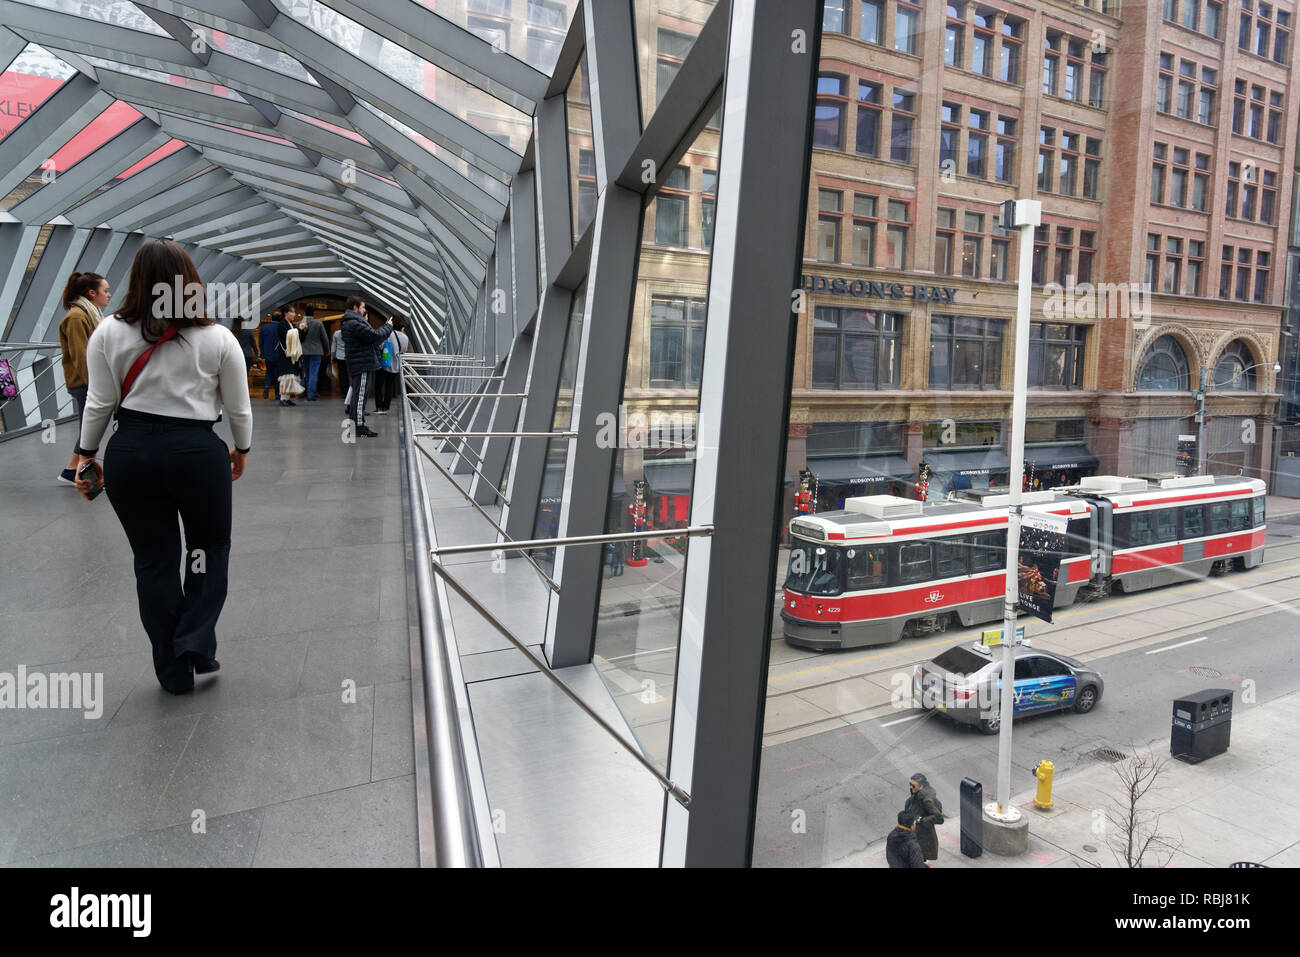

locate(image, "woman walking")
[[373, 313, 409, 413], [56, 271, 110, 485], [902, 772, 945, 863], [74, 239, 253, 694]]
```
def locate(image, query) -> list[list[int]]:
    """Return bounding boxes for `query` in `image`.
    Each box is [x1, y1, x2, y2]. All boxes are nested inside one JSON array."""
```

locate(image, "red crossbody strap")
[[121, 324, 179, 399]]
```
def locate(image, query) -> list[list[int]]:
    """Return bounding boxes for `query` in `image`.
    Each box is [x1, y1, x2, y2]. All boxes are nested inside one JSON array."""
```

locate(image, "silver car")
[[912, 642, 1104, 734]]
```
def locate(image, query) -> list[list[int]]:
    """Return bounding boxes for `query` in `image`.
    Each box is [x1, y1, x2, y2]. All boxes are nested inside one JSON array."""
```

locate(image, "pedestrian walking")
[[73, 239, 252, 695], [611, 540, 626, 577], [341, 297, 393, 438], [296, 306, 329, 401], [885, 811, 929, 868], [56, 271, 110, 486], [332, 323, 348, 411], [902, 772, 944, 862], [258, 313, 283, 400]]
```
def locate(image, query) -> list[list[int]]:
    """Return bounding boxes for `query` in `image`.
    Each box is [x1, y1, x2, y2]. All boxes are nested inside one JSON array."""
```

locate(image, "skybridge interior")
[[0, 0, 821, 867]]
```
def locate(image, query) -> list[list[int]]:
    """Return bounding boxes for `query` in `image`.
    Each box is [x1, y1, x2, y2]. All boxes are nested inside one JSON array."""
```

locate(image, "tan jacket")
[[59, 302, 99, 389]]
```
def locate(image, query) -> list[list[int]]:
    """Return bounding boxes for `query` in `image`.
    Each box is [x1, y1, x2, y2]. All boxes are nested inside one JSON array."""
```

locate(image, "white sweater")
[[79, 317, 254, 454]]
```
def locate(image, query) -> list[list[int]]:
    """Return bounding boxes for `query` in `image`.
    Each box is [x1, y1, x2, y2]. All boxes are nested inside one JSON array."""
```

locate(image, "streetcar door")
[[1090, 498, 1112, 580]]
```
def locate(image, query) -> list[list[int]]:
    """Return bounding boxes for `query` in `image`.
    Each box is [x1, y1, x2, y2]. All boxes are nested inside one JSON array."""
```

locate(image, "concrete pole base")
[[981, 809, 1030, 856]]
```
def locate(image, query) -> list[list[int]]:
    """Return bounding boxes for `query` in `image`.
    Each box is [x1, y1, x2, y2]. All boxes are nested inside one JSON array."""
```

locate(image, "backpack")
[[379, 336, 397, 371]]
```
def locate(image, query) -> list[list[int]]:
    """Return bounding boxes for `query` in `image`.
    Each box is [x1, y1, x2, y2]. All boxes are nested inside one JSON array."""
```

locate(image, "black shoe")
[[307, 395, 318, 401], [262, 388, 269, 398], [190, 652, 220, 675], [286, 399, 297, 406], [279, 399, 289, 406], [357, 426, 379, 437]]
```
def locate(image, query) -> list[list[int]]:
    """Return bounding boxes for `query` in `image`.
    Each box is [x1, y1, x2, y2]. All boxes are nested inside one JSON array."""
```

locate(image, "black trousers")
[[104, 409, 231, 693], [347, 368, 372, 428], [374, 370, 398, 410]]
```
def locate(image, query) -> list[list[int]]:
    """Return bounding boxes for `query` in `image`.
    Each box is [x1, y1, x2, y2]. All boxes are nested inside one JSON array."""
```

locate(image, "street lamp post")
[[1195, 361, 1280, 475], [989, 198, 1042, 826]]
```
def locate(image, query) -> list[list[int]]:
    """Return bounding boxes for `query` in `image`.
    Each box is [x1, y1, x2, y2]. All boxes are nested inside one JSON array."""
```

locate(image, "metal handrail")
[[432, 526, 714, 557], [0, 341, 60, 352], [400, 372, 488, 868], [416, 431, 577, 438]]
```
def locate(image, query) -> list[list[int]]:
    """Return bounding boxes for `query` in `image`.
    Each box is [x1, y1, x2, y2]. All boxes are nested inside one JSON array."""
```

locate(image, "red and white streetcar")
[[781, 474, 1266, 650]]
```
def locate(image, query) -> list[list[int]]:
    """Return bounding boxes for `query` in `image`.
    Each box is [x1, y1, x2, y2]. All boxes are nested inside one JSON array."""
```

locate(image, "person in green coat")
[[902, 772, 944, 861]]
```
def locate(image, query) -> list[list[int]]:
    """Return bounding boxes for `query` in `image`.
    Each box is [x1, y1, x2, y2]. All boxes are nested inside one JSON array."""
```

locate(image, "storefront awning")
[[926, 448, 1011, 476], [1025, 444, 1100, 472], [808, 455, 914, 486], [644, 462, 695, 495]]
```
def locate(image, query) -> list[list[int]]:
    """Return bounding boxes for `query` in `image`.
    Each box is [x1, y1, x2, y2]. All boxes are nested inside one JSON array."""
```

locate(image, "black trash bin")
[[1171, 689, 1232, 763], [959, 777, 983, 858]]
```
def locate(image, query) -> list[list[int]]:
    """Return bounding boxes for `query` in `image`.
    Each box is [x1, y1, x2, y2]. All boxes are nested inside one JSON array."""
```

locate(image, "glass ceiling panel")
[[116, 138, 186, 179], [0, 45, 75, 146], [410, 0, 580, 76], [182, 20, 320, 85], [47, 100, 142, 171], [79, 55, 250, 102], [279, 105, 370, 145], [12, 0, 169, 36], [274, 0, 530, 156], [156, 111, 297, 148]]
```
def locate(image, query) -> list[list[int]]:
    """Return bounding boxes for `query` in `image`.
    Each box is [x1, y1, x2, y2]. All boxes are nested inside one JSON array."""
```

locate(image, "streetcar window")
[[786, 543, 843, 595], [845, 546, 889, 590], [971, 532, 1005, 572], [1155, 509, 1177, 543], [1209, 502, 1230, 534], [899, 542, 933, 584], [932, 646, 988, 675], [1254, 496, 1265, 527], [1066, 518, 1091, 556], [934, 537, 968, 578], [1182, 505, 1204, 539], [1231, 499, 1250, 531], [1128, 512, 1154, 546]]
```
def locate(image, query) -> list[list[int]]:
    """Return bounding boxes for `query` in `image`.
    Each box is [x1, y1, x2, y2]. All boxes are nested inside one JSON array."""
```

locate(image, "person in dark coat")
[[340, 296, 393, 437], [902, 772, 944, 861], [886, 811, 928, 868]]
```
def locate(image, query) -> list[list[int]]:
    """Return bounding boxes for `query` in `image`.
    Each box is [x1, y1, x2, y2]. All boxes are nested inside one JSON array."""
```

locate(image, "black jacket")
[[903, 786, 944, 861], [885, 827, 927, 868], [340, 310, 392, 373]]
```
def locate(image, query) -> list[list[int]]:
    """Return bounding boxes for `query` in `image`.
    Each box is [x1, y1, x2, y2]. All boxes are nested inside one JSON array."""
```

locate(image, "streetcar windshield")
[[786, 542, 842, 595]]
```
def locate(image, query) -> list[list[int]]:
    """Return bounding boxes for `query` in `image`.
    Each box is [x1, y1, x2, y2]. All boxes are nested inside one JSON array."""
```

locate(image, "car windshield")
[[785, 542, 842, 595], [932, 646, 990, 676]]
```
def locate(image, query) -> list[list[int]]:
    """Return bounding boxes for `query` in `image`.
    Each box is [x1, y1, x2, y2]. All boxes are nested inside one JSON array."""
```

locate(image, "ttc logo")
[[922, 589, 944, 604]]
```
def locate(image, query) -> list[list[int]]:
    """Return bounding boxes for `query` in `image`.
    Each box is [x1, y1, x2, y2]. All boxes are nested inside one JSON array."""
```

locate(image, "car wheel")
[[978, 712, 1000, 734], [1074, 685, 1098, 714]]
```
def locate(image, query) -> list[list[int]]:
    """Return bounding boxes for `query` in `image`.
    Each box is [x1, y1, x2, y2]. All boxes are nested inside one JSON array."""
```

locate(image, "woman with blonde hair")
[[75, 239, 253, 694]]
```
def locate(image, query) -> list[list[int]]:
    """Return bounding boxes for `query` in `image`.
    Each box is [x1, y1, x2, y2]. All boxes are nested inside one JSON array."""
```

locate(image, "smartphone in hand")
[[78, 460, 104, 500]]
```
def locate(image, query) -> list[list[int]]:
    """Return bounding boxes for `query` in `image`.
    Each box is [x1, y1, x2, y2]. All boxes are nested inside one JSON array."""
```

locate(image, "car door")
[[1028, 655, 1077, 712], [1011, 657, 1038, 715]]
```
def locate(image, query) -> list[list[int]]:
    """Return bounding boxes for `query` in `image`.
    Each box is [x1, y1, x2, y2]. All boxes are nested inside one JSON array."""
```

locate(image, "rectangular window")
[[811, 307, 903, 390], [823, 0, 846, 32], [1183, 505, 1204, 538], [896, 5, 919, 54], [890, 108, 914, 164], [930, 315, 1006, 390], [861, 0, 883, 43], [649, 296, 707, 388], [1001, 33, 1021, 83], [1207, 1, 1222, 36], [814, 74, 847, 149], [1028, 323, 1087, 390]]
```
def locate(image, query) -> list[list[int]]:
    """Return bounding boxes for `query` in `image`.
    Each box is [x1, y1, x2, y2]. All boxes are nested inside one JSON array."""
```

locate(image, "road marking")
[[880, 713, 926, 728], [1145, 635, 1209, 655]]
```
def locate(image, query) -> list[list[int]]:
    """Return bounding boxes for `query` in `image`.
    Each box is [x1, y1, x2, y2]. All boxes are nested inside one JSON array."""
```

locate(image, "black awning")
[[925, 447, 1012, 476], [808, 454, 914, 486], [643, 462, 695, 495], [1024, 444, 1100, 472]]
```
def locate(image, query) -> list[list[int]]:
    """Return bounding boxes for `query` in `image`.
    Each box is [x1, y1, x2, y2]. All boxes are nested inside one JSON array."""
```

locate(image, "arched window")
[[1136, 335, 1190, 391], [1214, 340, 1256, 390]]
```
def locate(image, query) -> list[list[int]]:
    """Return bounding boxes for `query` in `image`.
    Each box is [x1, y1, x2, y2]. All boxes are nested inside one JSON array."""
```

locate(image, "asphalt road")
[[752, 520, 1300, 867]]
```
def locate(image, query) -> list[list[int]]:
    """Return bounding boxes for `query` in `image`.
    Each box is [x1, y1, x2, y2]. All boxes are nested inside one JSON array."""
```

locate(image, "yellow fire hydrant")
[[1033, 759, 1055, 810]]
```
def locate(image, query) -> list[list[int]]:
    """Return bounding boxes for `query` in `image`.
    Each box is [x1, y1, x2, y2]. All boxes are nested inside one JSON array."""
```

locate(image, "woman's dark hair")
[[114, 239, 214, 342], [62, 272, 106, 309], [391, 313, 406, 332], [910, 773, 929, 787]]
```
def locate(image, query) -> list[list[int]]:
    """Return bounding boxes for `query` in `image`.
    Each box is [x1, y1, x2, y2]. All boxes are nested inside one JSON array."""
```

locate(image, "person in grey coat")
[[295, 306, 330, 401], [902, 772, 944, 861]]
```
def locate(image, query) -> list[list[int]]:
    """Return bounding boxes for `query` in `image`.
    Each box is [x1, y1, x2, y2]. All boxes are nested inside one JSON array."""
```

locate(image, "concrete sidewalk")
[[840, 689, 1300, 869]]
